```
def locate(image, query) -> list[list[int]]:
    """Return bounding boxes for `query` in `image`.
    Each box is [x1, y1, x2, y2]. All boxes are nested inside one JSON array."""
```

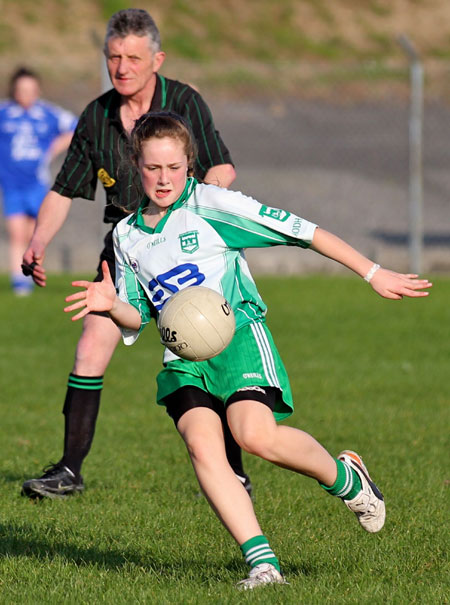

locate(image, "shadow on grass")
[[2, 471, 29, 484], [0, 521, 216, 577], [0, 522, 307, 580]]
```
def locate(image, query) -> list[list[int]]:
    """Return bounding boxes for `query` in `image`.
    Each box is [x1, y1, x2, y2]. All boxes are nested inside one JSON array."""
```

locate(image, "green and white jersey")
[[113, 177, 317, 361]]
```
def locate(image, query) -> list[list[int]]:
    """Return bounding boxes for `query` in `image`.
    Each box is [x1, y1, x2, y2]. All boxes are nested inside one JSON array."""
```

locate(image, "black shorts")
[[94, 228, 116, 283], [164, 385, 277, 427], [89, 228, 116, 318]]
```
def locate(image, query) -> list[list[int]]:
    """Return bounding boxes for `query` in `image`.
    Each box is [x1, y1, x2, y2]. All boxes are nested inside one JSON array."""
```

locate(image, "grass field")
[[0, 273, 448, 604]]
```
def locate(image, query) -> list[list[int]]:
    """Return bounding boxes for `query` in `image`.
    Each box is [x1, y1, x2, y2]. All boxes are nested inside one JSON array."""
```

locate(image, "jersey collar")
[[149, 74, 166, 110], [129, 177, 197, 234]]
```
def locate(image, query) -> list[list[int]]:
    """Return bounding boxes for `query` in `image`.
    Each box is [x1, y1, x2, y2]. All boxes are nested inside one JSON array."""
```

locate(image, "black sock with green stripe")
[[60, 373, 103, 478], [240, 535, 280, 572], [320, 458, 362, 500]]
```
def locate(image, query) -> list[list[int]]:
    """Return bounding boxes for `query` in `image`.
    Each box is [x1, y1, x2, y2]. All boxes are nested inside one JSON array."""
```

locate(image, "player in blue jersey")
[[64, 112, 432, 590], [0, 67, 76, 295]]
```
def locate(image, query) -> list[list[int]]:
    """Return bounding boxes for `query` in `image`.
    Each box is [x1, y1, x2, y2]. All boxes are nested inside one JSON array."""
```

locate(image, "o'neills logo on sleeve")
[[259, 205, 290, 222], [97, 168, 116, 188]]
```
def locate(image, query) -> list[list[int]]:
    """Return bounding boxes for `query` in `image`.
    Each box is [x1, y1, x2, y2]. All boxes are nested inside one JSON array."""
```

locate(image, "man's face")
[[106, 34, 165, 98]]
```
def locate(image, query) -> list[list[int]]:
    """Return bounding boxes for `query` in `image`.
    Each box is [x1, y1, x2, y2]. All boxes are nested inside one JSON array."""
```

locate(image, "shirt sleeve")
[[113, 227, 153, 345], [54, 106, 78, 134], [51, 106, 98, 200], [175, 86, 233, 178], [194, 185, 318, 249]]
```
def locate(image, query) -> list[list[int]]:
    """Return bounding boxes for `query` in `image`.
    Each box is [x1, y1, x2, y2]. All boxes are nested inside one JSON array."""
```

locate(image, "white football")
[[157, 286, 235, 361]]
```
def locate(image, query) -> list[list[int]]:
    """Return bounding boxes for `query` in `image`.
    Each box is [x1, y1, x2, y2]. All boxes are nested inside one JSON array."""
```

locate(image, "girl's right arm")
[[64, 260, 142, 329]]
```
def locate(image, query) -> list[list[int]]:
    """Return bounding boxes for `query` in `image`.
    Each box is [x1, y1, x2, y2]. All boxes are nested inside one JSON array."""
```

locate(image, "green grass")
[[0, 274, 448, 604]]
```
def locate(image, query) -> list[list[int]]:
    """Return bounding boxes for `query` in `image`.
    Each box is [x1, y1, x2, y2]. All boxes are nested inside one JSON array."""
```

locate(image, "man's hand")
[[22, 191, 73, 288], [22, 241, 47, 287]]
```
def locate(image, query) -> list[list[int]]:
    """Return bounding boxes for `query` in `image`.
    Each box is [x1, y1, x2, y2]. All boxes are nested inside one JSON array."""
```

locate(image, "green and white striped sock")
[[240, 535, 280, 572], [320, 458, 362, 500]]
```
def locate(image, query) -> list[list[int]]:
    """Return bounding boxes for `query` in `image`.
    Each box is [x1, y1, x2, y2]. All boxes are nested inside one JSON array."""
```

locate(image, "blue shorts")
[[1, 184, 47, 218]]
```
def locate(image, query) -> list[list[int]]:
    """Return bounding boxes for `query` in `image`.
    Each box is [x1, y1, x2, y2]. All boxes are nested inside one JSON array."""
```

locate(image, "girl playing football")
[[64, 112, 431, 590]]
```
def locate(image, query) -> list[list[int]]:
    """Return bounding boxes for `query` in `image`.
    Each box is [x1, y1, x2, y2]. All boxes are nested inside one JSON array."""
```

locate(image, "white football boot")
[[338, 450, 385, 533], [236, 563, 289, 590]]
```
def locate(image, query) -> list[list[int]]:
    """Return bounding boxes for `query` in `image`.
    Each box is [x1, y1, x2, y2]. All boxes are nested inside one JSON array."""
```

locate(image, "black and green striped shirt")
[[52, 74, 233, 225]]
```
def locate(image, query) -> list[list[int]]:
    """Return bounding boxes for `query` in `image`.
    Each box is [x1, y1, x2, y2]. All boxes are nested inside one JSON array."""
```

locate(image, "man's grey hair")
[[104, 9, 161, 55]]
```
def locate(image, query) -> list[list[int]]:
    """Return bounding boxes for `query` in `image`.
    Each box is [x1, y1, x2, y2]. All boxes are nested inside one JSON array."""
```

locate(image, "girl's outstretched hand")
[[64, 261, 117, 321], [370, 268, 432, 300]]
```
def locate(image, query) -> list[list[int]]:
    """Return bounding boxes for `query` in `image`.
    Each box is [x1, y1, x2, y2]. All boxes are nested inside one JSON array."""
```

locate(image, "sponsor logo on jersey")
[[179, 230, 199, 254], [97, 168, 116, 188], [291, 217, 303, 236], [242, 372, 263, 380], [259, 205, 290, 222], [129, 257, 140, 272]]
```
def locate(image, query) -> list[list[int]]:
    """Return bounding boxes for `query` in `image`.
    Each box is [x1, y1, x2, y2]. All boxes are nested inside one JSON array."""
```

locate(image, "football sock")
[[60, 373, 103, 477], [240, 535, 280, 572], [320, 458, 362, 500], [222, 417, 247, 479], [11, 272, 33, 294]]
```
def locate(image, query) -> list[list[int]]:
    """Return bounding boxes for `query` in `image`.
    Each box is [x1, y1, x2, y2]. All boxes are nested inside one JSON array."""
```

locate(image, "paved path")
[[1, 97, 448, 276]]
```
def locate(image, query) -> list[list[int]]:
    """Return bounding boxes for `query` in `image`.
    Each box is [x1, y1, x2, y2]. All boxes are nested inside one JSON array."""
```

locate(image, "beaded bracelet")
[[363, 263, 381, 283]]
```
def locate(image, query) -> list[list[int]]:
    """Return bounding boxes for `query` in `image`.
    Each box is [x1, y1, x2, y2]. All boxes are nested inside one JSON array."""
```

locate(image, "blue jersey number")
[[148, 263, 205, 310]]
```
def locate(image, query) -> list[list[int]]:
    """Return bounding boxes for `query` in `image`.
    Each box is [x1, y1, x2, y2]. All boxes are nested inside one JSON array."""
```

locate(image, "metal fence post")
[[398, 35, 424, 274]]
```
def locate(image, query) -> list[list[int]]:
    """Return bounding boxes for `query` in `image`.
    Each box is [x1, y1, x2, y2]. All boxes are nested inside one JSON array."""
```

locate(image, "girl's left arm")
[[310, 227, 432, 299]]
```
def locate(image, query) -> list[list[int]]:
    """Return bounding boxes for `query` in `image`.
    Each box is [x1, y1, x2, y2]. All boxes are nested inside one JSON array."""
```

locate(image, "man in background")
[[21, 8, 251, 499]]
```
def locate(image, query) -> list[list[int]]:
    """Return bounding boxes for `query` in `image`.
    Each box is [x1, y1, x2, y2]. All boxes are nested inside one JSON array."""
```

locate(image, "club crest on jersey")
[[179, 230, 199, 254], [97, 168, 116, 188], [259, 205, 290, 222], [129, 257, 140, 272]]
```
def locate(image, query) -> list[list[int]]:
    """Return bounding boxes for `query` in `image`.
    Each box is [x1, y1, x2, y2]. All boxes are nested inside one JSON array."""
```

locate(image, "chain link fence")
[[1, 59, 449, 275]]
